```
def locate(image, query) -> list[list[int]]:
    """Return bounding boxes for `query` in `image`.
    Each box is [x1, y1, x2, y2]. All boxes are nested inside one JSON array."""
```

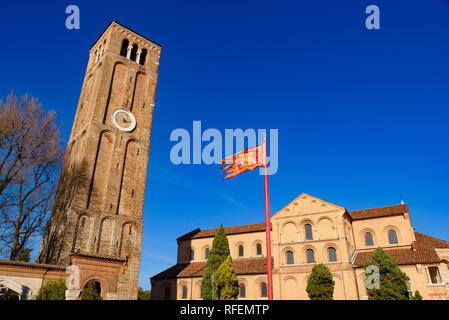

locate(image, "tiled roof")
[[353, 232, 449, 267], [0, 259, 66, 270], [414, 232, 449, 249], [151, 257, 269, 279], [177, 222, 268, 241], [348, 204, 408, 221], [70, 251, 126, 262]]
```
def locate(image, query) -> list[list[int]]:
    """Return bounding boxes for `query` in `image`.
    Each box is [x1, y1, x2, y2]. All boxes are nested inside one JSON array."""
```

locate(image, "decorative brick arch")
[[234, 241, 245, 257], [193, 280, 202, 300], [118, 221, 133, 257], [323, 242, 339, 262], [87, 130, 115, 211], [96, 216, 115, 255], [383, 225, 401, 243], [302, 245, 317, 264], [281, 221, 298, 243], [317, 216, 334, 239], [361, 228, 377, 246], [80, 275, 109, 299], [201, 245, 210, 260], [252, 240, 263, 256], [281, 246, 296, 264], [71, 213, 92, 252], [299, 219, 315, 241]]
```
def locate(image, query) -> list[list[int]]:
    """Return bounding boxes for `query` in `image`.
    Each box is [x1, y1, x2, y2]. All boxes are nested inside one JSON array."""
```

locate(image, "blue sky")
[[1, 0, 448, 290]]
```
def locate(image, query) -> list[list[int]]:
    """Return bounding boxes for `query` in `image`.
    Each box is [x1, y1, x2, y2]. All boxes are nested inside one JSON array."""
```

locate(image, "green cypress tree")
[[201, 224, 230, 300], [364, 247, 410, 300], [215, 255, 239, 300], [306, 263, 335, 300]]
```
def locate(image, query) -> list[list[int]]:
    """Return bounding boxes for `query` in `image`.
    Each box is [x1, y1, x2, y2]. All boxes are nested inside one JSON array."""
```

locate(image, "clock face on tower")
[[111, 108, 136, 132]]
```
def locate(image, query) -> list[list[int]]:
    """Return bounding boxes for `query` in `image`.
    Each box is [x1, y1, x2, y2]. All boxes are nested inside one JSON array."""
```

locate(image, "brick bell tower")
[[38, 21, 161, 299]]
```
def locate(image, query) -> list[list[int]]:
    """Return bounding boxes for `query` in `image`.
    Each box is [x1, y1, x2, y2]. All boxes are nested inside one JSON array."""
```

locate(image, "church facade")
[[151, 193, 449, 300], [0, 21, 161, 300]]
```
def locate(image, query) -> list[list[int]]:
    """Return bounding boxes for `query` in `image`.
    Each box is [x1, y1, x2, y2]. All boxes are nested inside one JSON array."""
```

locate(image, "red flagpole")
[[262, 138, 273, 300]]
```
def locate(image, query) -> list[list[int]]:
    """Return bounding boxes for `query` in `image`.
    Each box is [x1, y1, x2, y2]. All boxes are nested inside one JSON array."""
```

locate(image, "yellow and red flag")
[[219, 138, 274, 299], [221, 142, 265, 179]]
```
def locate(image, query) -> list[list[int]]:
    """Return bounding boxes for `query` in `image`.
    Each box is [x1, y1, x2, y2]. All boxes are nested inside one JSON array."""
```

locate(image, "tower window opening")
[[120, 39, 129, 57], [130, 44, 138, 61], [139, 49, 147, 65]]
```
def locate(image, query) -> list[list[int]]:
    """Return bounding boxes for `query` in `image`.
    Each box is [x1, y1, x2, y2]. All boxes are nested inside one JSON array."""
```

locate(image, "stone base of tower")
[[69, 253, 133, 300], [37, 204, 143, 299], [0, 253, 140, 300]]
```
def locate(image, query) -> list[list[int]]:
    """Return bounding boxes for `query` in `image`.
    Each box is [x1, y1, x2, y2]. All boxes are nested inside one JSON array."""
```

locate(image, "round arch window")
[[306, 249, 315, 263], [286, 251, 294, 264], [388, 230, 398, 244]]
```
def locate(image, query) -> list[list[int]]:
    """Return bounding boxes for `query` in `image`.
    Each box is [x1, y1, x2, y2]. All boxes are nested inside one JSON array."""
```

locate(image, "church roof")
[[177, 222, 268, 241], [151, 257, 270, 279], [348, 203, 408, 221], [352, 232, 449, 267]]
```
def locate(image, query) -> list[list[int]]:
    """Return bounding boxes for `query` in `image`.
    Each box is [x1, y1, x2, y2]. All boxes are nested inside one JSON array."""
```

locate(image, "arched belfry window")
[[238, 245, 244, 257], [286, 251, 294, 264], [305, 224, 313, 240], [388, 230, 398, 244], [139, 49, 147, 65], [130, 44, 138, 61], [120, 39, 129, 57], [365, 233, 374, 246]]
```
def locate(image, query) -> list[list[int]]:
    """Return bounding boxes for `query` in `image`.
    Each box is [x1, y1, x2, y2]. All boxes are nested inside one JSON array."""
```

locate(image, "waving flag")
[[219, 138, 274, 299], [221, 143, 265, 179]]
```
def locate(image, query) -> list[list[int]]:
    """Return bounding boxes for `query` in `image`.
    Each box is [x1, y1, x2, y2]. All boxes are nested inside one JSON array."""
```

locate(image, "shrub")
[[36, 278, 66, 300], [138, 287, 151, 300], [306, 264, 334, 300], [81, 282, 102, 300]]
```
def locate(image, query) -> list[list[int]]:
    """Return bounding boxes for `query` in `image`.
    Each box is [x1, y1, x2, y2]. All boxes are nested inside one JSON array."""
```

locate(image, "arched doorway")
[[81, 280, 102, 300]]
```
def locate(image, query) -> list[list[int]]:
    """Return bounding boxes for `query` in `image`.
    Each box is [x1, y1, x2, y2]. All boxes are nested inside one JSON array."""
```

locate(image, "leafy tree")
[[137, 287, 151, 300], [17, 248, 32, 262], [215, 255, 239, 300], [412, 290, 423, 300], [81, 282, 102, 300], [201, 224, 230, 300], [364, 247, 410, 300], [306, 263, 335, 300], [36, 278, 66, 300]]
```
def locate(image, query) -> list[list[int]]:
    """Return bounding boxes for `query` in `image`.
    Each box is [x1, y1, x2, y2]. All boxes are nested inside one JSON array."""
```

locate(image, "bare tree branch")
[[0, 93, 64, 261]]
